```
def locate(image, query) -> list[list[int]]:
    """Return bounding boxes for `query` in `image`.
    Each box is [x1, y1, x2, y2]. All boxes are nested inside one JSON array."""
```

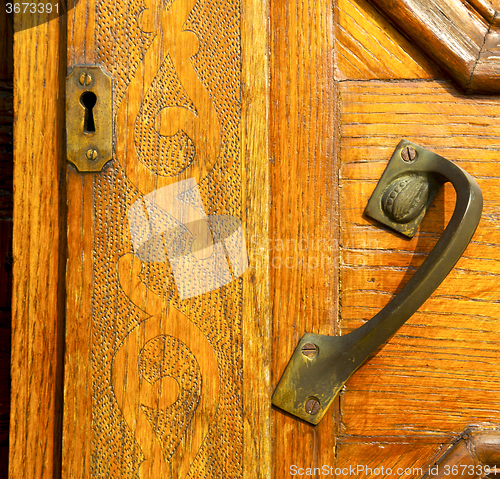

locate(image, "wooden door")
[[9, 0, 500, 477], [329, 0, 500, 475], [11, 0, 270, 477]]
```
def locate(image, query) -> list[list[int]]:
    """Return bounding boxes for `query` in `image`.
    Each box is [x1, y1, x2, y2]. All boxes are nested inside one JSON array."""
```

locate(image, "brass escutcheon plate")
[[66, 65, 112, 172]]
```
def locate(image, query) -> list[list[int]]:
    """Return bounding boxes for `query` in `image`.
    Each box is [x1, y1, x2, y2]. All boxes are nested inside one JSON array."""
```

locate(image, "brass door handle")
[[272, 140, 483, 425]]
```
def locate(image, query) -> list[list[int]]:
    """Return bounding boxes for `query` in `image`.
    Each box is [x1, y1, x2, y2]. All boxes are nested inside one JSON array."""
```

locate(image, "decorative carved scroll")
[[90, 0, 246, 476]]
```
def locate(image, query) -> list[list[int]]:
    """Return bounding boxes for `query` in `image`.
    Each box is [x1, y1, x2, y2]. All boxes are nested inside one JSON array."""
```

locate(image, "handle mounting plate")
[[364, 144, 442, 237], [272, 140, 483, 425]]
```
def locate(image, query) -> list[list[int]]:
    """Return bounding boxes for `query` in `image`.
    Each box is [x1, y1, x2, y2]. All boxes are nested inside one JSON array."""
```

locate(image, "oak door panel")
[[337, 80, 500, 473], [10, 11, 67, 479], [62, 0, 270, 477], [334, 0, 443, 80]]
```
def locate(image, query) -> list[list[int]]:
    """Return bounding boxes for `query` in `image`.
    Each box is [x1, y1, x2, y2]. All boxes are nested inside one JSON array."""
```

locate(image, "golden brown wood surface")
[[367, 0, 500, 92], [336, 80, 500, 472], [269, 0, 338, 475], [62, 0, 96, 475], [470, 30, 500, 92], [10, 0, 500, 476], [334, 0, 443, 80], [423, 428, 500, 478], [468, 0, 499, 23], [62, 0, 270, 477], [336, 439, 446, 478], [368, 0, 486, 89], [241, 0, 271, 476], [10, 11, 66, 479]]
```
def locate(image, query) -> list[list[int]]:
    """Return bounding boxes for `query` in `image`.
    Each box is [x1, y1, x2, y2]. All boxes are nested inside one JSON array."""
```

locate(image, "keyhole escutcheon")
[[80, 91, 97, 134], [67, 65, 112, 172]]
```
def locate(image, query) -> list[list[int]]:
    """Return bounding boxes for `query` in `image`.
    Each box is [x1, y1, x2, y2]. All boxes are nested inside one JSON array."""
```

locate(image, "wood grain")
[[62, 0, 96, 475], [63, 0, 270, 476], [468, 0, 499, 24], [423, 428, 500, 478], [10, 10, 66, 479], [334, 0, 443, 80], [339, 81, 500, 439], [469, 30, 500, 92], [11, 0, 500, 476], [366, 0, 500, 92], [269, 0, 338, 475], [336, 440, 446, 478], [368, 0, 487, 89], [241, 0, 271, 475]]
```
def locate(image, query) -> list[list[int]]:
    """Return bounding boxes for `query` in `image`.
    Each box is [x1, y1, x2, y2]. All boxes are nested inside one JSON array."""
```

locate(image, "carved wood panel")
[[14, 0, 500, 476], [62, 0, 269, 476]]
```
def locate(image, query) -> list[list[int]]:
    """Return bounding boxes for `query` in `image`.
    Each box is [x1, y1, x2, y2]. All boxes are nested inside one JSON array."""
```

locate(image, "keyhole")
[[80, 91, 97, 134]]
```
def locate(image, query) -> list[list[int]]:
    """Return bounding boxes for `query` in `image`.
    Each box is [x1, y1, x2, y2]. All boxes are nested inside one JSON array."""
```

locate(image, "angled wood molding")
[[367, 0, 500, 93], [423, 428, 500, 478]]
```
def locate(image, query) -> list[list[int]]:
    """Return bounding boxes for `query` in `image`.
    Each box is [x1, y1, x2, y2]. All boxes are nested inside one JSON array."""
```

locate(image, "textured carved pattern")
[[134, 56, 197, 177], [91, 170, 145, 479], [96, 0, 153, 110], [139, 335, 202, 464], [92, 0, 243, 476]]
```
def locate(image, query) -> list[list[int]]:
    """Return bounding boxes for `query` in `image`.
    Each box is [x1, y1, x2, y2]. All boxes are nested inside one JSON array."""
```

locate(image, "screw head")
[[401, 146, 417, 162], [79, 73, 92, 86], [301, 342, 318, 358], [305, 398, 320, 415], [86, 148, 98, 160]]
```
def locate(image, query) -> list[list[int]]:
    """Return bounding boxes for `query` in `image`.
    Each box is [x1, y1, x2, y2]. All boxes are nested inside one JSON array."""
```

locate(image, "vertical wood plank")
[[10, 12, 66, 479], [63, 0, 270, 477], [241, 0, 271, 475], [270, 0, 338, 476], [62, 0, 96, 473]]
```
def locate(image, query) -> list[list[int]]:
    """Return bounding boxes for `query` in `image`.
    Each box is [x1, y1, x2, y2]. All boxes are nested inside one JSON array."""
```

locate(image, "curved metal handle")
[[272, 140, 483, 425]]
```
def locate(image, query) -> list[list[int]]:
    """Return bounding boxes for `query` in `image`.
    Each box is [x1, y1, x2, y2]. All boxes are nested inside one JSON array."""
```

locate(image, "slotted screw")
[[79, 73, 92, 86], [401, 146, 417, 162], [305, 398, 320, 415], [301, 342, 318, 358], [86, 149, 98, 161]]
